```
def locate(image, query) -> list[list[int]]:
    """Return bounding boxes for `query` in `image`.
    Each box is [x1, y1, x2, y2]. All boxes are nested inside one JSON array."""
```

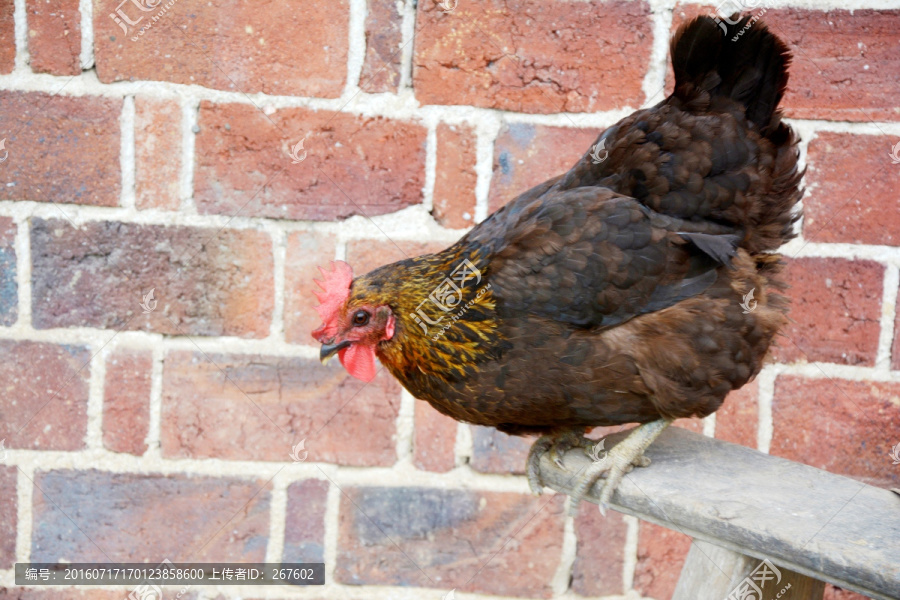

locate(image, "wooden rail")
[[538, 427, 900, 600]]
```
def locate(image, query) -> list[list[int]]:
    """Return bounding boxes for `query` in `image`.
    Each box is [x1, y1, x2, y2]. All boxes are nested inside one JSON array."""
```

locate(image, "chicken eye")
[[352, 310, 370, 326]]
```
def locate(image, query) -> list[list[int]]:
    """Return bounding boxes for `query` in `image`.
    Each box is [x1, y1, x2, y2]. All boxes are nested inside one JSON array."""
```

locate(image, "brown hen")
[[313, 15, 802, 515]]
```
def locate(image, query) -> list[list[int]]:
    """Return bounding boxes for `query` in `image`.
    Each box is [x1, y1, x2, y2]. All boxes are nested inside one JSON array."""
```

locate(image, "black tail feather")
[[671, 14, 791, 134]]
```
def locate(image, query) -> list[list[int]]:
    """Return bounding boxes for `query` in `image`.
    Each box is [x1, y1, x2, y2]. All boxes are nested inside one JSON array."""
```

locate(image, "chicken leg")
[[526, 429, 592, 495], [569, 419, 672, 516], [526, 419, 672, 516]]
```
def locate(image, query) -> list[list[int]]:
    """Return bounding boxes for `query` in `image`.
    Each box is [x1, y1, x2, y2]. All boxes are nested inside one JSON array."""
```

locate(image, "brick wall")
[[0, 1, 898, 599]]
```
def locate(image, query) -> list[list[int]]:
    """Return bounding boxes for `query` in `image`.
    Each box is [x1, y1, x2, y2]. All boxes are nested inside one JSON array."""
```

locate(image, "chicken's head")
[[311, 260, 395, 382]]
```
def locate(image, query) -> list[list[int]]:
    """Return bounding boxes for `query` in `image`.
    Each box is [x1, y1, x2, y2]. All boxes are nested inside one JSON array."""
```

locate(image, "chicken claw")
[[568, 419, 672, 516], [526, 429, 592, 495]]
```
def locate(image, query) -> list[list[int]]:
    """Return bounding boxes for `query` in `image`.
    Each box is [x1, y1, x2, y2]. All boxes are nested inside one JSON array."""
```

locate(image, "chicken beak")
[[320, 340, 351, 365]]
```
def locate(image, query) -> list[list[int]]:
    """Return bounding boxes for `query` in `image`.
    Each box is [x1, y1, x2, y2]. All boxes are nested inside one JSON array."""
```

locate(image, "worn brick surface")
[[0, 340, 89, 451], [413, 400, 457, 472], [102, 348, 152, 456], [283, 479, 329, 563], [433, 123, 478, 229], [771, 375, 899, 489], [194, 102, 426, 221], [0, 0, 13, 73], [716, 379, 759, 449], [135, 96, 181, 211], [336, 487, 565, 597], [31, 218, 274, 337], [0, 217, 16, 326], [414, 0, 651, 114], [0, 466, 15, 569], [32, 470, 270, 562], [360, 0, 402, 93], [773, 9, 900, 121], [772, 258, 883, 366], [825, 585, 871, 600], [26, 0, 80, 75], [673, 6, 900, 121], [160, 351, 401, 466], [346, 238, 448, 278], [284, 231, 338, 344], [94, 0, 348, 97], [489, 123, 598, 212], [894, 286, 900, 371], [0, 92, 121, 206], [804, 132, 900, 246], [470, 425, 534, 475], [571, 503, 628, 596], [634, 520, 692, 600]]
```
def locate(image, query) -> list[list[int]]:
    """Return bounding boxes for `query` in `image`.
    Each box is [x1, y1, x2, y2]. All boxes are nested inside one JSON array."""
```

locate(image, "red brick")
[[672, 417, 703, 435], [0, 217, 16, 326], [470, 425, 534, 475], [31, 470, 270, 561], [803, 133, 900, 246], [0, 0, 13, 73], [414, 0, 651, 114], [571, 504, 628, 596], [30, 218, 274, 337], [772, 258, 883, 366], [894, 286, 900, 371], [194, 102, 426, 221], [773, 10, 900, 122], [413, 400, 456, 472], [0, 340, 89, 451], [284, 479, 329, 562], [634, 521, 692, 600], [135, 96, 181, 211], [160, 351, 401, 466], [284, 232, 337, 344], [825, 584, 871, 600], [26, 0, 80, 75], [0, 92, 121, 206], [94, 0, 347, 97], [0, 466, 15, 569], [345, 238, 448, 278], [671, 7, 900, 121], [433, 123, 477, 229], [335, 487, 565, 597], [102, 348, 152, 456], [360, 0, 402, 93], [771, 375, 899, 489], [489, 123, 598, 212], [715, 379, 759, 449]]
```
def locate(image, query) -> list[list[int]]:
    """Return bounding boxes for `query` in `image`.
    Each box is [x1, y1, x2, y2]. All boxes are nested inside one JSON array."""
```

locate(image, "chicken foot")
[[526, 429, 593, 495], [568, 419, 672, 516]]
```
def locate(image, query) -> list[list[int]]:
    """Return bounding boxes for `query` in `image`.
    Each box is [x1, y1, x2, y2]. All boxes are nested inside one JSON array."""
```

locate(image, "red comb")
[[312, 260, 354, 340]]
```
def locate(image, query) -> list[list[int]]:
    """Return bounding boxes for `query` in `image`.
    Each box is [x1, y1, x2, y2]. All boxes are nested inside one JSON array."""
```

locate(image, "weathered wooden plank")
[[538, 426, 900, 600], [673, 540, 825, 600]]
